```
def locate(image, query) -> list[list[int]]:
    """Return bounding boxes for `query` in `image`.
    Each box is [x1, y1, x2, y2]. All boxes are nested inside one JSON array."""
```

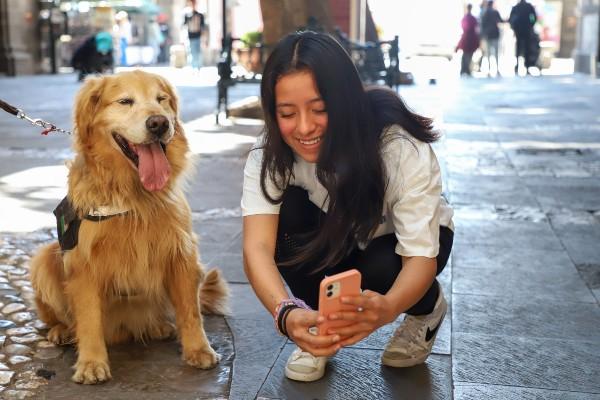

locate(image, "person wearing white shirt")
[[242, 31, 454, 382]]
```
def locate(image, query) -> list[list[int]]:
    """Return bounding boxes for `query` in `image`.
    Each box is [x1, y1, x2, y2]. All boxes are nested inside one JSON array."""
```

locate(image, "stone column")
[[559, 0, 579, 58], [0, 0, 39, 75], [574, 0, 599, 75]]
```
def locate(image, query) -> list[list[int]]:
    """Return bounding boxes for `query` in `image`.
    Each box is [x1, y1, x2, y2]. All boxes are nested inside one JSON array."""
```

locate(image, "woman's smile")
[[275, 70, 328, 163]]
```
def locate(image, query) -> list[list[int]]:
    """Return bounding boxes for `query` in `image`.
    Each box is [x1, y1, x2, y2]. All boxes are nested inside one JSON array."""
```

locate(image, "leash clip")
[[15, 107, 71, 136]]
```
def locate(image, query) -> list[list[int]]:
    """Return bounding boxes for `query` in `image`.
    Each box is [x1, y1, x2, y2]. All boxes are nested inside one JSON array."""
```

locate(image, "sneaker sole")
[[284, 365, 326, 382], [381, 352, 431, 368]]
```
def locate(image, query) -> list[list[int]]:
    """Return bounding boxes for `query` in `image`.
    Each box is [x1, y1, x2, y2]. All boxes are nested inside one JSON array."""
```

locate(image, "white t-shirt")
[[241, 125, 454, 258]]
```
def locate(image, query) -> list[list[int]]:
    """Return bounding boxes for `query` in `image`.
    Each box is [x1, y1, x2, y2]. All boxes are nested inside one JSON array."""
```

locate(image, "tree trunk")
[[259, 0, 333, 46]]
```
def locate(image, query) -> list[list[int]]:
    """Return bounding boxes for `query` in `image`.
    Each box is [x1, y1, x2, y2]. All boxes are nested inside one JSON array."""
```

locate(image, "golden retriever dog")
[[29, 70, 228, 384]]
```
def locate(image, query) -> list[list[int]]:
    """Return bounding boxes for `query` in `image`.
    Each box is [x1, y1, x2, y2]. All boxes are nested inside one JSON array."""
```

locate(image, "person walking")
[[480, 0, 504, 76], [183, 0, 206, 69], [509, 0, 537, 75], [147, 17, 164, 64], [114, 11, 132, 67], [242, 31, 454, 382], [456, 4, 480, 76]]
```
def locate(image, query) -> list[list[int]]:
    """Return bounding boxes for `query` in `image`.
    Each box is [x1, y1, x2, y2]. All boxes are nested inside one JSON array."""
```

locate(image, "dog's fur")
[[30, 70, 228, 384]]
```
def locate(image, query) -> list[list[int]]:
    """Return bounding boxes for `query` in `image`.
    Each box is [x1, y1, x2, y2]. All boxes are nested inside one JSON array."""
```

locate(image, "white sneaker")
[[381, 286, 447, 367], [284, 346, 327, 382]]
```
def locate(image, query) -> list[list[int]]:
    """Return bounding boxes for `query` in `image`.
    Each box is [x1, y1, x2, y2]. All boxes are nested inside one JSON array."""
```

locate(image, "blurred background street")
[[1, 0, 599, 399]]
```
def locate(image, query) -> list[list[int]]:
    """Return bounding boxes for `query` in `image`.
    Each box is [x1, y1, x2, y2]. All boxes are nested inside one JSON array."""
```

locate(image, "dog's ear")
[[73, 75, 106, 138]]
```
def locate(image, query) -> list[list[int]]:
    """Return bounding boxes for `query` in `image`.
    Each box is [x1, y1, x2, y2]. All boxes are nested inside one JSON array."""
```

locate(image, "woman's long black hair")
[[259, 31, 438, 272]]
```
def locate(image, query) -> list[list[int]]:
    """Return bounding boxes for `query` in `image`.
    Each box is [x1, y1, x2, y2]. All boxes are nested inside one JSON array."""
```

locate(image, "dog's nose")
[[146, 115, 169, 138]]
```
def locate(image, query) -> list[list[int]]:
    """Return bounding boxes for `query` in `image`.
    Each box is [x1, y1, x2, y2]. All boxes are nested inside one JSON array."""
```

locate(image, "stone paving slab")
[[20, 316, 234, 400], [212, 250, 246, 284], [453, 332, 600, 393], [226, 318, 286, 400], [228, 283, 271, 323], [453, 262, 594, 303], [448, 175, 538, 206], [552, 224, 600, 267], [452, 244, 572, 272], [453, 294, 600, 341], [454, 384, 600, 400], [523, 177, 600, 210], [451, 243, 595, 303], [195, 218, 242, 266], [187, 156, 247, 212], [454, 218, 564, 249], [257, 344, 452, 400]]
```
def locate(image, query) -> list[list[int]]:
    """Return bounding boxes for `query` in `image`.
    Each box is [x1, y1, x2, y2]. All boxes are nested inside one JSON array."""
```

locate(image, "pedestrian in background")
[[183, 0, 206, 69], [157, 13, 172, 64], [481, 0, 504, 77], [114, 11, 132, 66], [147, 16, 164, 64], [477, 0, 488, 72], [242, 31, 454, 382], [71, 31, 113, 81], [456, 4, 480, 76], [509, 0, 537, 75]]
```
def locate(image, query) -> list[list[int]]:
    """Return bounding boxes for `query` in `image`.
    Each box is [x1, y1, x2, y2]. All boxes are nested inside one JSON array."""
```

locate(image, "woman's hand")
[[285, 308, 341, 357], [326, 290, 399, 347]]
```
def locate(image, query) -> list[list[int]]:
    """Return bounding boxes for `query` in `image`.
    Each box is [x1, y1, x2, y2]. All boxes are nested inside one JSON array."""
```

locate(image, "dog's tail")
[[199, 268, 230, 315]]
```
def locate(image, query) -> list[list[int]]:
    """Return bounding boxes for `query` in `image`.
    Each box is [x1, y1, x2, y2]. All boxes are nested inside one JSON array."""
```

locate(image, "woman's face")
[[274, 70, 328, 163]]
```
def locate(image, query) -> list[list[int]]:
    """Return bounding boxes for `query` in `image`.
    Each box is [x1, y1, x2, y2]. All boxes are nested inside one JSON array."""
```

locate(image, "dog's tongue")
[[135, 142, 171, 191]]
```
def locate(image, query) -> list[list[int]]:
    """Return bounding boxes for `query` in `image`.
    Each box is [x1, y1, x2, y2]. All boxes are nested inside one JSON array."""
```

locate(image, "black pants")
[[515, 30, 532, 68], [275, 186, 453, 315], [460, 51, 474, 76]]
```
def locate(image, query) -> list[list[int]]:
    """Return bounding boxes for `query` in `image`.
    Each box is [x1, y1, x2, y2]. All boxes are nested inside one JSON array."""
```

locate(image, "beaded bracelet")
[[273, 298, 311, 337]]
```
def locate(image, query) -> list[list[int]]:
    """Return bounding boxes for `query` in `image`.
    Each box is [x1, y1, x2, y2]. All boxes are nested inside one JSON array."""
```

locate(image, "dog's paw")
[[183, 346, 221, 369], [72, 360, 112, 384], [149, 321, 176, 340], [48, 324, 74, 345]]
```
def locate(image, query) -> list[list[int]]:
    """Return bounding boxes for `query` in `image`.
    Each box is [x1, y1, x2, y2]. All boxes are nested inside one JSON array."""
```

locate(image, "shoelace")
[[390, 315, 428, 351], [291, 350, 319, 367]]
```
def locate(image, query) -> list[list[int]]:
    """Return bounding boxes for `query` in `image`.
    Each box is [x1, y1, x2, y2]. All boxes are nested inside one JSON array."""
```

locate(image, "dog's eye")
[[118, 98, 134, 105], [157, 96, 167, 103]]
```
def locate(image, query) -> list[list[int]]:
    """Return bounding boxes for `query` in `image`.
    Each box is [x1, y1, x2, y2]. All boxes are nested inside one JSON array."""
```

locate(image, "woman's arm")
[[384, 255, 437, 316], [243, 214, 341, 356], [242, 214, 288, 312]]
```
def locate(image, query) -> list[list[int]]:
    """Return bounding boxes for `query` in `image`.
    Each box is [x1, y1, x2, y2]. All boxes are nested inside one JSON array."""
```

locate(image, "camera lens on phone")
[[327, 291, 333, 297], [327, 284, 333, 290]]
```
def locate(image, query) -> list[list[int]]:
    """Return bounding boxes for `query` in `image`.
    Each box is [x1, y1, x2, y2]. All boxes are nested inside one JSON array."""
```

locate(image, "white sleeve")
[[386, 137, 442, 258], [241, 148, 282, 216]]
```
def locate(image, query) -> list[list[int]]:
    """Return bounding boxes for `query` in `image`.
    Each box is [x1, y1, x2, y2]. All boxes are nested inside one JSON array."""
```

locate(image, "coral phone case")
[[318, 269, 362, 335]]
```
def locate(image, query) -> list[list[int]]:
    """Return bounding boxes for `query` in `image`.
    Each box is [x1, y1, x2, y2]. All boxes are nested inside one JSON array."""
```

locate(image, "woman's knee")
[[436, 226, 454, 274], [355, 234, 402, 294]]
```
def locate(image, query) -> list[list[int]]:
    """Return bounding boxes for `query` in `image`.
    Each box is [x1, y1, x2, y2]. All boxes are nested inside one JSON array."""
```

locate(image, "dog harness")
[[54, 196, 129, 251]]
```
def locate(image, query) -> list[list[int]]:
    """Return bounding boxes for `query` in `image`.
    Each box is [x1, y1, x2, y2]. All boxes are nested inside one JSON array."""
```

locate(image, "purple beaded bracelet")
[[273, 298, 311, 337]]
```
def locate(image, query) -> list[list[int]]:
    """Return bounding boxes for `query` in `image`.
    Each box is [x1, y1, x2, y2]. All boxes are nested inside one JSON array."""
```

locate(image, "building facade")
[[1, 0, 599, 76]]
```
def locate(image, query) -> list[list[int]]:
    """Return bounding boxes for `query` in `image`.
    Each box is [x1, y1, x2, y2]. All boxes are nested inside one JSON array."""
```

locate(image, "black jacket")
[[509, 1, 536, 34]]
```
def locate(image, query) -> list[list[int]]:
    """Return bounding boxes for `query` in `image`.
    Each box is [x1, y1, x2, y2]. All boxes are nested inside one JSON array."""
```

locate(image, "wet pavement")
[[0, 68, 599, 399]]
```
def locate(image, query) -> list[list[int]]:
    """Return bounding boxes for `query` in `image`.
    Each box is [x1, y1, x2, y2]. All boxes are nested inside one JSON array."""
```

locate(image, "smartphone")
[[318, 269, 362, 336]]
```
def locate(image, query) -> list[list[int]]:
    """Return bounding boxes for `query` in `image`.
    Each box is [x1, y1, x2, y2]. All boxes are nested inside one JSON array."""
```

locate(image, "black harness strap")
[[54, 196, 129, 251]]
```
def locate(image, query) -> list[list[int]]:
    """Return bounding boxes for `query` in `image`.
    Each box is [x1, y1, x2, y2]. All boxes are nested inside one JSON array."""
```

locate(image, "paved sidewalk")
[[0, 70, 599, 399]]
